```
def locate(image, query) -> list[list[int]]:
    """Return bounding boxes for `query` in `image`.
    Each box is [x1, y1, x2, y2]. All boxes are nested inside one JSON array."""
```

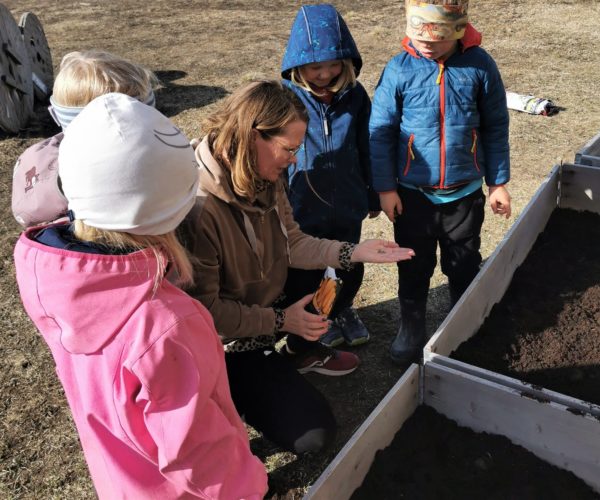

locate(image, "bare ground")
[[1, 1, 599, 498]]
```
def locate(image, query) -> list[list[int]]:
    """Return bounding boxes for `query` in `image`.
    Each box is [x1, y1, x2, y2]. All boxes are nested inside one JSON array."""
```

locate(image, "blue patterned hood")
[[281, 4, 362, 79]]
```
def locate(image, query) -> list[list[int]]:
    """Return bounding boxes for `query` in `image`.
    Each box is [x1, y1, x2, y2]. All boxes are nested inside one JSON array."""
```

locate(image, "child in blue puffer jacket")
[[370, 0, 512, 364], [281, 3, 381, 352]]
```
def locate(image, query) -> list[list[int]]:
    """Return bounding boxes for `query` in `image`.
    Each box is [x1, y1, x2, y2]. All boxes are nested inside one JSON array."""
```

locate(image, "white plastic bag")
[[506, 91, 559, 116]]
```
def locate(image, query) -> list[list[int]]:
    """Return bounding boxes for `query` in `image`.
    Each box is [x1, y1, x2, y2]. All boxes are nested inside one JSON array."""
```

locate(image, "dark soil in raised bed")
[[452, 208, 600, 405], [351, 405, 598, 500]]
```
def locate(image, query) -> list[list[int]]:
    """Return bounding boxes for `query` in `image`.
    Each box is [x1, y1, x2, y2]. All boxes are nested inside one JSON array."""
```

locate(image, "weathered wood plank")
[[428, 355, 600, 418], [304, 364, 420, 500], [575, 133, 600, 167], [560, 163, 600, 212], [424, 363, 600, 492]]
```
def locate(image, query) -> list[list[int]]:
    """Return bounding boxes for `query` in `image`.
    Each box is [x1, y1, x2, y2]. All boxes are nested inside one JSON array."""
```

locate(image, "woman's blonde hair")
[[73, 220, 194, 291], [201, 80, 308, 200], [290, 59, 356, 96], [52, 50, 158, 107]]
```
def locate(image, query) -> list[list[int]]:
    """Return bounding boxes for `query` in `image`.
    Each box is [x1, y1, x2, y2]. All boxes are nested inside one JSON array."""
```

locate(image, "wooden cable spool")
[[0, 3, 33, 133], [19, 11, 53, 101]]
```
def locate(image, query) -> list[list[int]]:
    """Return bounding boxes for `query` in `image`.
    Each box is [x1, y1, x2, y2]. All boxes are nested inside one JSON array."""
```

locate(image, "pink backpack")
[[11, 133, 69, 227]]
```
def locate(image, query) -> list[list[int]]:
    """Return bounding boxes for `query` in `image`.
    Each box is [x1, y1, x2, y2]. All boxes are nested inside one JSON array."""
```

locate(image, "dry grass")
[[1, 0, 599, 498]]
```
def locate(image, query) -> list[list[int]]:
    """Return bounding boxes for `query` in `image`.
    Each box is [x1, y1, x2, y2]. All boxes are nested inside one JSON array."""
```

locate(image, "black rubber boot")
[[449, 285, 462, 308], [448, 279, 470, 308], [389, 298, 427, 365]]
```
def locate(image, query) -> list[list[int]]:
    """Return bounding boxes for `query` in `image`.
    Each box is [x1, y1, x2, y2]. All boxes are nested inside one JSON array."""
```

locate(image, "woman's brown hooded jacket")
[[181, 138, 343, 344]]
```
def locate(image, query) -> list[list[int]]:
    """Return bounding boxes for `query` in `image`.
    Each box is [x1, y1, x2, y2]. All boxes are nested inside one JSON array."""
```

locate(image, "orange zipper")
[[403, 133, 415, 176], [471, 129, 481, 171], [437, 62, 446, 188]]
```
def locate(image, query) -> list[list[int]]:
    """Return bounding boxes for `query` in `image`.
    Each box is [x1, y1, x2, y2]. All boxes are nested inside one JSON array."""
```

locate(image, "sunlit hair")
[[73, 220, 194, 292], [201, 80, 308, 200], [290, 59, 356, 96], [52, 50, 158, 107]]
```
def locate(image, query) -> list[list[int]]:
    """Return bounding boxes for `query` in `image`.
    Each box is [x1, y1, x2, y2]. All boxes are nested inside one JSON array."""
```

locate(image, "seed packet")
[[308, 267, 343, 318]]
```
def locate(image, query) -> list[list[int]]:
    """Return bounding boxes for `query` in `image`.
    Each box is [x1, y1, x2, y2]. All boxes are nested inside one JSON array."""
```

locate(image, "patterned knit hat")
[[405, 0, 469, 42]]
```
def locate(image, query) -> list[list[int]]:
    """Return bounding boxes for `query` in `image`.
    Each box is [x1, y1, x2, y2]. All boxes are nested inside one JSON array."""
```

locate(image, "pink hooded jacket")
[[14, 228, 268, 499]]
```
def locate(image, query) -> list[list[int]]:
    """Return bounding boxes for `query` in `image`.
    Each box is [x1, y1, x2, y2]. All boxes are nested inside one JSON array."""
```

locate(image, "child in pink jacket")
[[13, 93, 268, 499]]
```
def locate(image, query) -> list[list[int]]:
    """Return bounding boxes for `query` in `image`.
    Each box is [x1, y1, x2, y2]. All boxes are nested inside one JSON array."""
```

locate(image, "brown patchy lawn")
[[1, 1, 599, 498]]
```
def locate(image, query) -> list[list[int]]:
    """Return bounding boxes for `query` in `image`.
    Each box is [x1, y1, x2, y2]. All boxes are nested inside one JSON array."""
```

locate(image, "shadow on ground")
[[154, 70, 228, 117]]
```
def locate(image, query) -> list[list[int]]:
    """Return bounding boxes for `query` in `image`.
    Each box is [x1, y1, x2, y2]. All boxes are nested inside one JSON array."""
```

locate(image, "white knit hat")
[[59, 93, 199, 235]]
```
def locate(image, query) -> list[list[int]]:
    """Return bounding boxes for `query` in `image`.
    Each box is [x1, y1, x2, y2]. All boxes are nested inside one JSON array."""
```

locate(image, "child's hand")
[[379, 191, 403, 222], [368, 211, 381, 219], [488, 185, 512, 219]]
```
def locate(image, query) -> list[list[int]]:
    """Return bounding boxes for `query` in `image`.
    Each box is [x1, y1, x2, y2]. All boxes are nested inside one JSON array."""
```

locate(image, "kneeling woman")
[[14, 94, 267, 499], [183, 80, 414, 454]]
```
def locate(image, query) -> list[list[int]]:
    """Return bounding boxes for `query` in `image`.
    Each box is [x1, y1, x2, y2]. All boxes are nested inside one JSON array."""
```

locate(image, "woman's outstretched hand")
[[282, 294, 330, 341], [350, 239, 415, 263]]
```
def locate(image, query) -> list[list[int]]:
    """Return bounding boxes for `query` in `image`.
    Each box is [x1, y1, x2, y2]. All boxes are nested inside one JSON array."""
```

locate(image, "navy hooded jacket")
[[281, 4, 378, 242], [369, 25, 510, 193]]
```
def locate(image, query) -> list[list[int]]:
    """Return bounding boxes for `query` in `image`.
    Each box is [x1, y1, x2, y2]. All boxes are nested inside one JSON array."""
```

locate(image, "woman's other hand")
[[282, 294, 330, 341]]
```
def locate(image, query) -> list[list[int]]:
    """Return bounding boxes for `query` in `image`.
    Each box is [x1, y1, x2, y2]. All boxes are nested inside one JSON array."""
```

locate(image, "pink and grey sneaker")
[[284, 343, 359, 376]]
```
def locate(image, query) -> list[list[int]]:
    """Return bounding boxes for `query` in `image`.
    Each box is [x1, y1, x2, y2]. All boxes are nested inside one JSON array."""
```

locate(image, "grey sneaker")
[[319, 322, 344, 348], [337, 307, 370, 346]]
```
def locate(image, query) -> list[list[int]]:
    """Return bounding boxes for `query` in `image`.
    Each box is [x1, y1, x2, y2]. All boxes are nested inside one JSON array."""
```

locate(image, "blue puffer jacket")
[[370, 25, 510, 193], [281, 4, 378, 242]]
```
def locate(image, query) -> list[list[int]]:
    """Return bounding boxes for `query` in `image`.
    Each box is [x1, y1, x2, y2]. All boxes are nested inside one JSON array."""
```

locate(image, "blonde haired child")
[[280, 4, 381, 351], [50, 49, 157, 123], [12, 50, 157, 227], [14, 93, 268, 499], [289, 58, 356, 96]]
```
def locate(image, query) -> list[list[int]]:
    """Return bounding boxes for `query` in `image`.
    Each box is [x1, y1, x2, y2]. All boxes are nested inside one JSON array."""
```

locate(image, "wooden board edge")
[[427, 354, 600, 418], [423, 363, 600, 492], [574, 133, 600, 166], [560, 163, 600, 212], [304, 364, 420, 500]]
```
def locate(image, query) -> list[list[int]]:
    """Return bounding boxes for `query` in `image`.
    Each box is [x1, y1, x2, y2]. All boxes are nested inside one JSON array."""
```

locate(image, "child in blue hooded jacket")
[[281, 3, 380, 352], [369, 0, 511, 364]]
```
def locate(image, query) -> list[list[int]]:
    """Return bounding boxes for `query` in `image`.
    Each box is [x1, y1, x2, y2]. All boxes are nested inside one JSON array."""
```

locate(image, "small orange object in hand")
[[311, 277, 341, 317]]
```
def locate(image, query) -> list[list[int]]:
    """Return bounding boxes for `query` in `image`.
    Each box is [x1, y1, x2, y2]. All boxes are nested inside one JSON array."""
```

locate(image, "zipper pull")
[[436, 63, 444, 85], [471, 131, 478, 153], [323, 117, 330, 136]]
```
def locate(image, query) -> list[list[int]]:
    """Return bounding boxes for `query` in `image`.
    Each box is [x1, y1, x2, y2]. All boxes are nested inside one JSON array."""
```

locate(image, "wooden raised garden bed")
[[305, 363, 600, 499]]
